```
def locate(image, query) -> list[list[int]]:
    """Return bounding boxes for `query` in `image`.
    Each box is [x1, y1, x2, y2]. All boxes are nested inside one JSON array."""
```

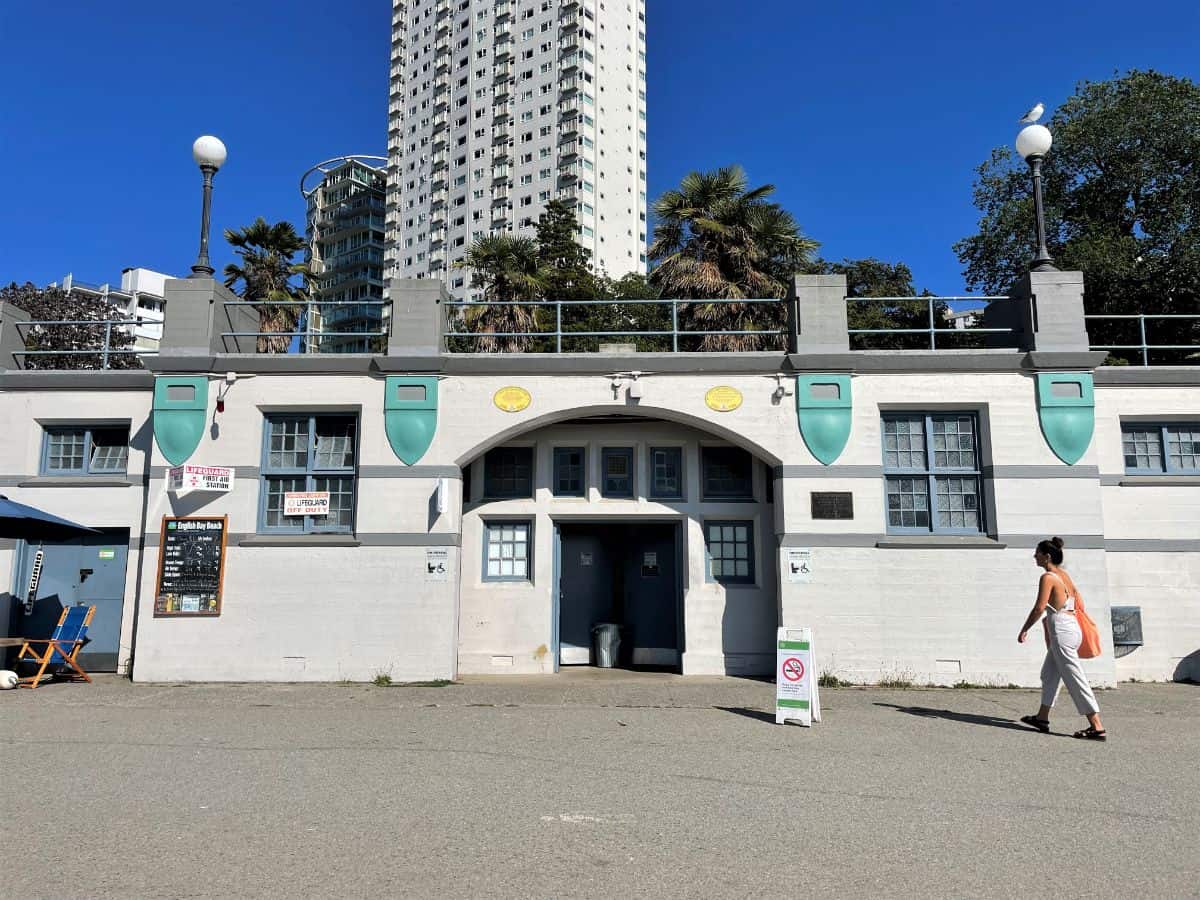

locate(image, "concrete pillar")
[[0, 302, 31, 370], [158, 278, 259, 356], [388, 278, 447, 357], [1007, 270, 1091, 353], [788, 274, 849, 354]]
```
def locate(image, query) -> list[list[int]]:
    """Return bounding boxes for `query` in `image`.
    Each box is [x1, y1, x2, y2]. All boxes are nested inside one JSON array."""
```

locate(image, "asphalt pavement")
[[1, 672, 1196, 899]]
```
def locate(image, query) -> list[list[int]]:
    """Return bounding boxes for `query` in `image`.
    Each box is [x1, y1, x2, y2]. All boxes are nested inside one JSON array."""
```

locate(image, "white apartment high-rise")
[[387, 0, 647, 299]]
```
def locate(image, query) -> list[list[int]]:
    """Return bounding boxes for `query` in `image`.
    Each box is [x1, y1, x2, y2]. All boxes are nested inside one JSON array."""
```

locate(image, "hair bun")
[[1051, 537, 1065, 549]]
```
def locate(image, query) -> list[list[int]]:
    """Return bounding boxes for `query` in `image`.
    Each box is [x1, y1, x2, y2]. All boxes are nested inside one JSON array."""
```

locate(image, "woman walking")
[[1017, 537, 1107, 741]]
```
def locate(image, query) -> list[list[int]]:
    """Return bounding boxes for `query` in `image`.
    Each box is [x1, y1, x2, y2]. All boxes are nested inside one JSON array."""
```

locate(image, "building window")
[[701, 446, 753, 500], [483, 521, 532, 581], [259, 414, 357, 534], [1122, 423, 1199, 473], [601, 447, 634, 498], [553, 447, 586, 497], [483, 446, 534, 499], [882, 413, 983, 534], [704, 521, 754, 584], [41, 426, 129, 475], [649, 447, 683, 500]]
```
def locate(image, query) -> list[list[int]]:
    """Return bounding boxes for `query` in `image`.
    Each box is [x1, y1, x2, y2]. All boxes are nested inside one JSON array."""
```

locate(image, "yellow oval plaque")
[[494, 386, 532, 413], [705, 386, 743, 413]]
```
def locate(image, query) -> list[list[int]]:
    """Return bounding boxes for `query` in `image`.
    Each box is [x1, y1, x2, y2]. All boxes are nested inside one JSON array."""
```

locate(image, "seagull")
[[1019, 102, 1045, 124]]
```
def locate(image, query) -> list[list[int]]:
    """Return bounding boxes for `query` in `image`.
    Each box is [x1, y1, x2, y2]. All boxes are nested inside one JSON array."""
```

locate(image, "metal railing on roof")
[[845, 296, 1014, 350], [220, 300, 391, 350], [12, 318, 158, 369], [1084, 313, 1200, 366], [442, 298, 788, 353]]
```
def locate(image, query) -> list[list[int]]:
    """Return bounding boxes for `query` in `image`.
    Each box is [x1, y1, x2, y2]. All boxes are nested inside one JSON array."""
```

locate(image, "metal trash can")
[[591, 623, 621, 668]]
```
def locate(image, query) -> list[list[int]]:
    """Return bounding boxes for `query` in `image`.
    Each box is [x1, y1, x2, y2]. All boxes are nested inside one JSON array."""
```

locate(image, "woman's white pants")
[[1040, 613, 1100, 716]]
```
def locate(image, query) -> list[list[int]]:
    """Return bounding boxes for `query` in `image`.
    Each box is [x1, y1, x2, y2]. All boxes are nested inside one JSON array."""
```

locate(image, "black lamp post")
[[190, 136, 227, 277], [1015, 124, 1056, 271]]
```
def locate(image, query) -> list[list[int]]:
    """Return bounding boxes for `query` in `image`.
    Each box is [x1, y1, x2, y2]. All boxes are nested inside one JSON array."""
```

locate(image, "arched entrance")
[[455, 411, 781, 676]]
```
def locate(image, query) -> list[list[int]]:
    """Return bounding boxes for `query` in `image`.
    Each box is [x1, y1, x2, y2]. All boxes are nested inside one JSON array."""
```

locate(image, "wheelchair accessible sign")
[[776, 626, 821, 727]]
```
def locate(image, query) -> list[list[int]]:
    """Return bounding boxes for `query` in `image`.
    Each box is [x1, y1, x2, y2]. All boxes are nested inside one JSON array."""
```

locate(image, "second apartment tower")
[[387, 0, 648, 299]]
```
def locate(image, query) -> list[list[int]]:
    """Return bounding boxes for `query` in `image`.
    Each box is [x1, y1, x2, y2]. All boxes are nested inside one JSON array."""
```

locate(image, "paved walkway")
[[1, 675, 1196, 898]]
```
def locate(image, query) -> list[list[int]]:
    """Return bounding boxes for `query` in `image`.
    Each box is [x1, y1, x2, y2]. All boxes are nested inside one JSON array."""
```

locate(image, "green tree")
[[563, 272, 670, 352], [1, 282, 140, 370], [222, 217, 311, 353], [822, 259, 951, 350], [954, 70, 1200, 364], [649, 165, 818, 350], [453, 234, 547, 352], [535, 200, 600, 301]]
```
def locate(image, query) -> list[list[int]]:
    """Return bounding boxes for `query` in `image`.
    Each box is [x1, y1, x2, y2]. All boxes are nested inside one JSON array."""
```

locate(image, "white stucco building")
[[386, 0, 648, 295], [0, 271, 1196, 687]]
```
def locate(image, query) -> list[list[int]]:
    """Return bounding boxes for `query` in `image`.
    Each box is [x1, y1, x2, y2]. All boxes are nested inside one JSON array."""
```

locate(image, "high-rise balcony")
[[559, 76, 579, 94], [493, 62, 513, 81], [494, 0, 512, 19], [430, 190, 448, 208], [494, 44, 512, 62], [557, 164, 580, 183], [559, 36, 579, 54], [492, 166, 511, 182], [492, 105, 510, 122], [559, 12, 579, 29], [558, 139, 579, 159], [492, 191, 509, 206], [558, 97, 581, 117], [560, 53, 579, 73], [492, 126, 510, 144]]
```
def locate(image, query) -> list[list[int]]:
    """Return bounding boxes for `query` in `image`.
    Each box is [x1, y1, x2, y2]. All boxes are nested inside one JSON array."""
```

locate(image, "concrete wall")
[[457, 420, 778, 675], [0, 365, 1195, 686], [1095, 384, 1200, 682], [0, 386, 152, 673]]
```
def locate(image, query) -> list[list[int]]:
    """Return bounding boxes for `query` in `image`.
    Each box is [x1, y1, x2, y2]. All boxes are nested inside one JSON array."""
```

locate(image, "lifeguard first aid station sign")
[[776, 627, 821, 726]]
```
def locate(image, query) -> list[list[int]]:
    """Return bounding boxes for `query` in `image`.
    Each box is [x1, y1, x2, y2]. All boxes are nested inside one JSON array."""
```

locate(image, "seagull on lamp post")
[[1018, 102, 1045, 124]]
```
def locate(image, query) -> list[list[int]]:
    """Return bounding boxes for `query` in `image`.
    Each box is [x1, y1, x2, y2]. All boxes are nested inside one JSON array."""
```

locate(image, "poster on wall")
[[154, 516, 228, 617], [284, 492, 330, 517], [785, 548, 813, 583], [425, 548, 450, 582]]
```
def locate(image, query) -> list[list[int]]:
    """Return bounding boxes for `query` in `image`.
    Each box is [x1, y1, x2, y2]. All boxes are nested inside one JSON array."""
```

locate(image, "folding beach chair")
[[17, 604, 95, 689]]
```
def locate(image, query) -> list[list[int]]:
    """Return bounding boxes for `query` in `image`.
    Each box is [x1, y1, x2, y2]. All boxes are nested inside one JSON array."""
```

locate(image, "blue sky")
[[2, 0, 1198, 294]]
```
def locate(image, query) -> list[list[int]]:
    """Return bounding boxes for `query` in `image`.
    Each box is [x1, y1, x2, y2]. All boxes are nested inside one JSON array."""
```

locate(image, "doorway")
[[10, 530, 130, 672], [556, 522, 682, 671]]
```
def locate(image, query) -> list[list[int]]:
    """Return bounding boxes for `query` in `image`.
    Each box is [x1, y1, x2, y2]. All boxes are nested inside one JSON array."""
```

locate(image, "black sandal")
[[1020, 715, 1051, 733], [1073, 726, 1107, 741]]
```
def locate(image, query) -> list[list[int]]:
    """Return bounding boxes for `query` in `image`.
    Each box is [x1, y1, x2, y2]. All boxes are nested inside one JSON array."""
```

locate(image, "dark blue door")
[[558, 528, 614, 665], [13, 531, 129, 672]]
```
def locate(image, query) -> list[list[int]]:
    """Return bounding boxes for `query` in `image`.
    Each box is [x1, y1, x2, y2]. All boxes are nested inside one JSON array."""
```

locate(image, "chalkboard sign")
[[154, 516, 228, 617], [811, 492, 854, 520]]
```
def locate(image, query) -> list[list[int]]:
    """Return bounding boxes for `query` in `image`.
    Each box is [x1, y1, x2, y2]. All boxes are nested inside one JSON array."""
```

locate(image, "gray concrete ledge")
[[236, 535, 362, 547], [1094, 366, 1200, 386], [775, 465, 882, 478], [16, 476, 139, 488], [0, 370, 155, 390], [147, 465, 462, 481], [1101, 475, 1200, 487], [1105, 539, 1200, 552], [983, 465, 1100, 479], [876, 536, 1007, 550]]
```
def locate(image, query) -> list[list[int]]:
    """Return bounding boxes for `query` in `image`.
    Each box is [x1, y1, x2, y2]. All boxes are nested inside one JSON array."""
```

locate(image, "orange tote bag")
[[1075, 596, 1103, 659]]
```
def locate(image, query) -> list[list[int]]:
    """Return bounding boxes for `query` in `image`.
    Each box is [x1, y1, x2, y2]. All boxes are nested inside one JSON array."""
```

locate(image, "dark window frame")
[[648, 446, 684, 500], [600, 447, 635, 498], [1121, 422, 1200, 475], [700, 445, 754, 501], [258, 413, 358, 535], [483, 446, 535, 499], [881, 412, 984, 536], [552, 446, 586, 497], [482, 518, 533, 583], [41, 426, 129, 476], [703, 519, 755, 585]]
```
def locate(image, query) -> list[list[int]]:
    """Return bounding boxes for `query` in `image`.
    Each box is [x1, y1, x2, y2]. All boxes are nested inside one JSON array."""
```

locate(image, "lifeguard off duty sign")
[[776, 627, 821, 727]]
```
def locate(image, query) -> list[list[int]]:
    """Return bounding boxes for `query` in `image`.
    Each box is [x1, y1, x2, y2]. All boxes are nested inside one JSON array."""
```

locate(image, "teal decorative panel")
[[1035, 373, 1095, 465], [385, 376, 439, 465], [796, 375, 852, 465], [152, 376, 208, 465]]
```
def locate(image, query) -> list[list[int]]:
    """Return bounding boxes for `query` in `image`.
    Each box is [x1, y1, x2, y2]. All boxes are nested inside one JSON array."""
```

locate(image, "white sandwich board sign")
[[776, 626, 821, 727]]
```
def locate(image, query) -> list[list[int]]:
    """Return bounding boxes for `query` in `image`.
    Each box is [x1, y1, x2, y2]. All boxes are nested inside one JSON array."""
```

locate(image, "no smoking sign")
[[781, 656, 805, 682]]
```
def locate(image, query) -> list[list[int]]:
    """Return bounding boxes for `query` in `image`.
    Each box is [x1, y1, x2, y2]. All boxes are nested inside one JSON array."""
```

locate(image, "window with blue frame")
[[1122, 423, 1199, 474], [882, 413, 983, 534], [704, 520, 754, 584], [601, 447, 634, 497], [41, 426, 129, 475], [701, 446, 753, 500], [552, 447, 586, 496], [649, 447, 683, 500], [259, 414, 357, 534], [484, 446, 534, 498], [483, 520, 532, 581]]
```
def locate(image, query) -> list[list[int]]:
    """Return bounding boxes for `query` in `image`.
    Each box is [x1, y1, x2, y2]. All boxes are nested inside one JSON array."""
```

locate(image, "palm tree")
[[649, 166, 818, 350], [454, 234, 547, 352], [223, 218, 310, 353]]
